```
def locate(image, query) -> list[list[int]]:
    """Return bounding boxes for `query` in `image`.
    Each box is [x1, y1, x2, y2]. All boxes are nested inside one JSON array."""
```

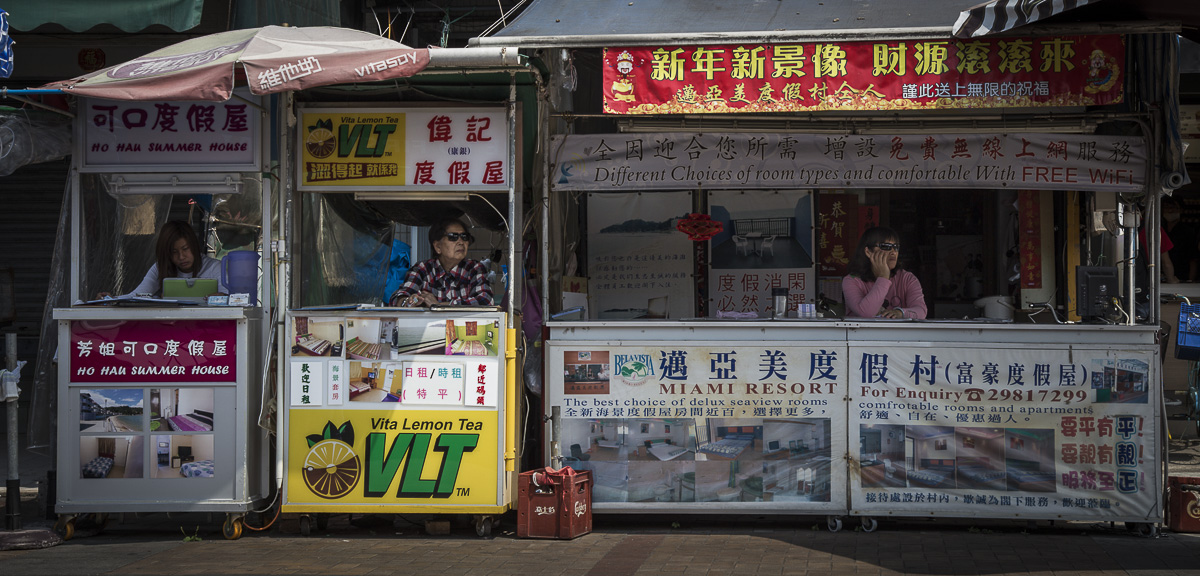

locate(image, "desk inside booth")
[[280, 308, 516, 515]]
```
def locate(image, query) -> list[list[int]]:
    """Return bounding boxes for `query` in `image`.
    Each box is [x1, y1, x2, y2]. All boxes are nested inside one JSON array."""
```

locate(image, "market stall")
[[276, 72, 533, 536], [476, 9, 1180, 531], [52, 93, 273, 539]]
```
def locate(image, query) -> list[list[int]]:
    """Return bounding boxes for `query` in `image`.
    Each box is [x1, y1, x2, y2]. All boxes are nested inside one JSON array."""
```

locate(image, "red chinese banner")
[[1018, 190, 1043, 290], [818, 194, 857, 276], [69, 320, 238, 383], [603, 35, 1124, 114]]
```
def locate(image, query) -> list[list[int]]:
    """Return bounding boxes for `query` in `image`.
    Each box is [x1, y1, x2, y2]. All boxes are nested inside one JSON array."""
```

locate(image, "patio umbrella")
[[43, 25, 430, 101]]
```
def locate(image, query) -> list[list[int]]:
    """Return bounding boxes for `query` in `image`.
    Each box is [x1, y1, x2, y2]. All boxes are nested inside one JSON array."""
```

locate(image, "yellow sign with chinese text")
[[299, 110, 407, 188]]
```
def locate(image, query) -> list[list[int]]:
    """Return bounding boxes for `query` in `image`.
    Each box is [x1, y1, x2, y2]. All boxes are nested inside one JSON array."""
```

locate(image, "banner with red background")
[[603, 35, 1124, 114], [69, 319, 238, 383]]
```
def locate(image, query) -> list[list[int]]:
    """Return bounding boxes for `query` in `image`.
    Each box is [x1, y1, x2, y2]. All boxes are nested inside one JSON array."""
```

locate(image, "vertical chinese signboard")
[[547, 341, 848, 512], [297, 107, 509, 192], [817, 194, 857, 277], [848, 344, 1158, 521], [602, 35, 1124, 114], [283, 313, 507, 511], [80, 95, 261, 172]]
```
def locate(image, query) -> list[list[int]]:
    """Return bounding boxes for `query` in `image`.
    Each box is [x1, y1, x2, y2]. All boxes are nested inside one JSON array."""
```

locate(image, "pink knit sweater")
[[842, 269, 928, 319]]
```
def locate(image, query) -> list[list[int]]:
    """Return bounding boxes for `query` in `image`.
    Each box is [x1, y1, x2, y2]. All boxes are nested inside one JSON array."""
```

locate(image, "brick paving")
[[2, 511, 1200, 576]]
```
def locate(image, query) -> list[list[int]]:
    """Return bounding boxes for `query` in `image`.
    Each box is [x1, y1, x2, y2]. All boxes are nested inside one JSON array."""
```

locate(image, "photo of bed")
[[698, 419, 762, 461], [79, 389, 143, 433], [562, 418, 695, 466], [903, 426, 957, 489], [345, 318, 386, 360], [79, 436, 143, 479], [1005, 429, 1057, 492], [151, 434, 215, 479], [445, 319, 499, 356], [346, 361, 400, 402], [292, 316, 343, 357], [148, 388, 216, 432], [858, 424, 907, 488], [955, 428, 1007, 490]]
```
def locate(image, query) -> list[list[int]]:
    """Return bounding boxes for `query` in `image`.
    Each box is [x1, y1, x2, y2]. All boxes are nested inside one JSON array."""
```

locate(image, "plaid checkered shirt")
[[389, 258, 494, 306]]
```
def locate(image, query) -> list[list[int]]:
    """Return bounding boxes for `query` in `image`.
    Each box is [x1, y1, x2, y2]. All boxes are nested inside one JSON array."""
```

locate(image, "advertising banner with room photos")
[[849, 345, 1158, 521], [546, 343, 848, 510], [285, 409, 499, 506]]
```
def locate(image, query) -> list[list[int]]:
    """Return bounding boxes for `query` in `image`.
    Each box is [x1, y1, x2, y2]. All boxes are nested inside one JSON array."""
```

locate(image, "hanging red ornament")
[[676, 213, 724, 241]]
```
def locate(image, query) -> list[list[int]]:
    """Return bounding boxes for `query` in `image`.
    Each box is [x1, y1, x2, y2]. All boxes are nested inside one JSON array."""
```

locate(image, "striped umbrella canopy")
[[953, 0, 1100, 38], [42, 25, 430, 101]]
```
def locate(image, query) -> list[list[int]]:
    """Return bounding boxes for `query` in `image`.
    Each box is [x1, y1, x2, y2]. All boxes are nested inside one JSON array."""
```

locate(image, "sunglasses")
[[873, 242, 900, 252], [444, 232, 474, 242]]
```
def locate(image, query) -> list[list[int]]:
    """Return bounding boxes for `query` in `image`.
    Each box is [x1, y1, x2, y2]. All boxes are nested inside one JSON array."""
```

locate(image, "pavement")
[[1, 432, 1200, 575]]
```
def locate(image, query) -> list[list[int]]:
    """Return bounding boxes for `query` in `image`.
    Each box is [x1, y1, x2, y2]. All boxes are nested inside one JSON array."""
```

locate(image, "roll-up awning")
[[954, 0, 1101, 39]]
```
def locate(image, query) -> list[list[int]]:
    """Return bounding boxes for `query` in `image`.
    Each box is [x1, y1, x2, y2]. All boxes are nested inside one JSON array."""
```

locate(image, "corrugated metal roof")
[[474, 0, 978, 46]]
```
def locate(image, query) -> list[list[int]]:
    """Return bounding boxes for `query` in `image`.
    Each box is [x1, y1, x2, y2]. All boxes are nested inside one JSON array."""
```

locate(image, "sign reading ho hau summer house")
[[603, 35, 1124, 114], [69, 320, 238, 383]]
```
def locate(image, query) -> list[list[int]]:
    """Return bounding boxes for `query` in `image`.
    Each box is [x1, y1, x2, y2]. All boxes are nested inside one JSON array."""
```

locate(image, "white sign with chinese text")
[[81, 95, 261, 172], [466, 358, 500, 408], [399, 361, 465, 405], [290, 360, 325, 407], [327, 361, 345, 406], [552, 133, 1146, 192], [848, 344, 1158, 521]]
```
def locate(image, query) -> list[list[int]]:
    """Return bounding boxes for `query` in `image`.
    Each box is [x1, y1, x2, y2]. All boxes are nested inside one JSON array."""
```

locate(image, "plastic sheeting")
[[298, 193, 393, 306], [0, 111, 71, 178]]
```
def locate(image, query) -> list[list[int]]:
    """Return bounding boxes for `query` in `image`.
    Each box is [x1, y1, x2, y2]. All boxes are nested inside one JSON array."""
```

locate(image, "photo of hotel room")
[[698, 419, 762, 461], [149, 388, 215, 432], [760, 419, 833, 503], [859, 424, 906, 488], [562, 418, 694, 465], [904, 425, 957, 489], [151, 434, 216, 479], [346, 361, 399, 402], [79, 436, 143, 479], [390, 320, 447, 355], [955, 428, 1008, 490], [1004, 429, 1057, 492], [292, 316, 342, 357], [445, 319, 499, 356], [345, 318, 385, 361]]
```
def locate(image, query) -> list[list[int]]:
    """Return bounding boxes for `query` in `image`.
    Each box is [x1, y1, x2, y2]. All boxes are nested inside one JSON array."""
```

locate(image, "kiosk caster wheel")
[[299, 515, 313, 537], [474, 515, 494, 537], [223, 516, 244, 540], [860, 517, 879, 533], [826, 515, 843, 532], [55, 515, 76, 541]]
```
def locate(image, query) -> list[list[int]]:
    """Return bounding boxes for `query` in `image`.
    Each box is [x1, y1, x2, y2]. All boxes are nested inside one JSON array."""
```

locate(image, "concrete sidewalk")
[[2, 509, 1200, 576]]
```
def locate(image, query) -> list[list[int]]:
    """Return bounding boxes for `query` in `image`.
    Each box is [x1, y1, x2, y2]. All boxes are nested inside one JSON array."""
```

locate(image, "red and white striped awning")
[[953, 0, 1100, 38]]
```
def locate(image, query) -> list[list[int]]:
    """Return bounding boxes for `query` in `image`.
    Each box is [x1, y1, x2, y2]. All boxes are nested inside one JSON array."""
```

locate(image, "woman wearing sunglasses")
[[388, 217, 494, 307], [842, 226, 927, 319]]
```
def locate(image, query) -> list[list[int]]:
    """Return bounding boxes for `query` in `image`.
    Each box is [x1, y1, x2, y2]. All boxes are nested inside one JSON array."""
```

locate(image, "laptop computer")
[[162, 278, 219, 303]]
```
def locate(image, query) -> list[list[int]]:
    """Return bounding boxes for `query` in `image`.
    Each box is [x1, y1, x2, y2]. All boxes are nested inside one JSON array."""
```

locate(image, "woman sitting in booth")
[[388, 218, 494, 307], [843, 226, 927, 319], [99, 220, 226, 299]]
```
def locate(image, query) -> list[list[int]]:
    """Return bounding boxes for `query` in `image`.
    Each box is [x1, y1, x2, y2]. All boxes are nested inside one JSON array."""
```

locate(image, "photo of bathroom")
[[858, 424, 906, 488]]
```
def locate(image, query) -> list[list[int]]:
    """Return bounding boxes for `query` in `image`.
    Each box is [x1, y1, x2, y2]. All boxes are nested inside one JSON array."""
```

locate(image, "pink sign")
[[69, 319, 238, 383]]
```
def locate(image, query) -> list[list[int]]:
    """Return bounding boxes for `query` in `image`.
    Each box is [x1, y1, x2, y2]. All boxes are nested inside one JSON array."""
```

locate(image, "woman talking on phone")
[[842, 226, 927, 319]]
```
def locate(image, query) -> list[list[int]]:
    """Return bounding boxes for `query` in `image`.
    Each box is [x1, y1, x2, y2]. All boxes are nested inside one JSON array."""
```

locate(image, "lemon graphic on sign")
[[305, 119, 336, 159], [302, 420, 360, 499]]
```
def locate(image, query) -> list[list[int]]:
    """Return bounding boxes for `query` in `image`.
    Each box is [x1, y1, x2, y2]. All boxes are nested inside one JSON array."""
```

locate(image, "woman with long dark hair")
[[842, 226, 927, 319], [99, 220, 225, 298]]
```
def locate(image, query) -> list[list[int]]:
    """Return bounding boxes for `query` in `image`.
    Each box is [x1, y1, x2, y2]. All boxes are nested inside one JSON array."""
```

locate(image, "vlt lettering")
[[337, 123, 397, 158], [363, 432, 478, 498]]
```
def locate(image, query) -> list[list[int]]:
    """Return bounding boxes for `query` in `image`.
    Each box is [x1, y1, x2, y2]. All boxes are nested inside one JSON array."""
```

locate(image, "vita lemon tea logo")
[[300, 416, 484, 501]]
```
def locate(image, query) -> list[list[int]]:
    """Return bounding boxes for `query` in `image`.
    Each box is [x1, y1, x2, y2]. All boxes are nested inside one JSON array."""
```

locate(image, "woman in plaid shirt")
[[389, 218, 494, 307]]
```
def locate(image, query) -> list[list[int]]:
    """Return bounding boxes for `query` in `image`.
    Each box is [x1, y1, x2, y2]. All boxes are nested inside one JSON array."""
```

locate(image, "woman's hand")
[[95, 292, 112, 300], [879, 308, 904, 319], [869, 249, 892, 280], [402, 291, 439, 306]]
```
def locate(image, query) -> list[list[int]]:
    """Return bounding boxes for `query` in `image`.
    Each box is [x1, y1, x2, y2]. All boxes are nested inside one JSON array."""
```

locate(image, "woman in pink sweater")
[[842, 226, 927, 319]]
